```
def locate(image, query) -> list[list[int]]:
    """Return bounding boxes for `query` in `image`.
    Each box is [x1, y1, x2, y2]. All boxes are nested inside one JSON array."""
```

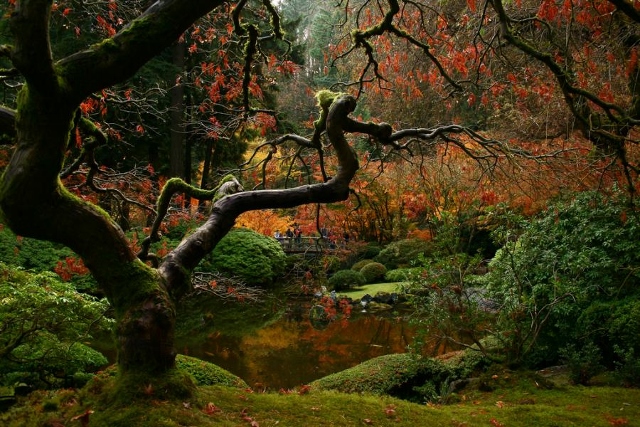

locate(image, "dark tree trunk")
[[200, 139, 214, 190], [0, 0, 229, 380]]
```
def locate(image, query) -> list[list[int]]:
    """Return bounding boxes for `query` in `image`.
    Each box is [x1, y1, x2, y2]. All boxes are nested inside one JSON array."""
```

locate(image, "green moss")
[[311, 350, 489, 403], [175, 355, 248, 388], [55, 73, 74, 97], [92, 37, 118, 51], [212, 174, 241, 202], [312, 90, 347, 138], [158, 177, 218, 211], [315, 89, 342, 110], [84, 366, 197, 409], [311, 353, 425, 396], [109, 259, 165, 311], [57, 180, 112, 219], [5, 367, 640, 426]]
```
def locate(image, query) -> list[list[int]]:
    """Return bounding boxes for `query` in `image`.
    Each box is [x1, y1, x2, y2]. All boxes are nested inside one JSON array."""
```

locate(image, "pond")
[[174, 297, 416, 390]]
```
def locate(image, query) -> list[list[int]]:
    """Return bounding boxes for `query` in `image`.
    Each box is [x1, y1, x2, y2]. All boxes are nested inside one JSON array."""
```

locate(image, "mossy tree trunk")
[[0, 0, 233, 377], [0, 0, 362, 379]]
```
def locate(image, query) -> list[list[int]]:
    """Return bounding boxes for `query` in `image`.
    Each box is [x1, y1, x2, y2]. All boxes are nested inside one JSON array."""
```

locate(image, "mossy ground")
[[1, 362, 638, 426], [339, 282, 403, 299]]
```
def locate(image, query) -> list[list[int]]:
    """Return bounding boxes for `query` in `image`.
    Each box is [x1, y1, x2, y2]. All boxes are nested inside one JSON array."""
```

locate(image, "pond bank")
[[90, 285, 416, 391], [177, 296, 415, 390]]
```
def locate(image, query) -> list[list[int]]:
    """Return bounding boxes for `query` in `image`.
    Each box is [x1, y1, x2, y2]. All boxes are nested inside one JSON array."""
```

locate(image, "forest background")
[[0, 0, 639, 418]]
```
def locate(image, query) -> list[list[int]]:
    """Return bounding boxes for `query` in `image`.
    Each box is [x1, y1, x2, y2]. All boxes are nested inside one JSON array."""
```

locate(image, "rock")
[[373, 292, 398, 305], [366, 301, 393, 313], [0, 396, 16, 411], [13, 383, 31, 396]]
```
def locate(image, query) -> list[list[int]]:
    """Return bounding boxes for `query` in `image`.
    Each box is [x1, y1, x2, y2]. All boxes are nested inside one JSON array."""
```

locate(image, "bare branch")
[[191, 272, 266, 303]]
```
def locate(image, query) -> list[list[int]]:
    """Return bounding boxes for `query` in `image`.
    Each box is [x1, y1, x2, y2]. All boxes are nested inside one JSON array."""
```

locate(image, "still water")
[[176, 301, 415, 390]]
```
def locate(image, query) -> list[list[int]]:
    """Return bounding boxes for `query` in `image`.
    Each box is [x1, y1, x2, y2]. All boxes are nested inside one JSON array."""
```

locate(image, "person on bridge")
[[285, 228, 294, 248], [343, 230, 350, 247], [294, 225, 302, 246]]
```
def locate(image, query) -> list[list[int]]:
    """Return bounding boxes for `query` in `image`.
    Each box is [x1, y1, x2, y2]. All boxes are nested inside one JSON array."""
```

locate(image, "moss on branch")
[[138, 175, 242, 262]]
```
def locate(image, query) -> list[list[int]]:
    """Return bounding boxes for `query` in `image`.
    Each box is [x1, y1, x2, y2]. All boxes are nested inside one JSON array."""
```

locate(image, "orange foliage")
[[237, 209, 294, 237]]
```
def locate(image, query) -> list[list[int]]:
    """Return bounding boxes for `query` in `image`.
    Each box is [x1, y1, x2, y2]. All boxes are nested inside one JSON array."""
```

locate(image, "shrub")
[[0, 225, 99, 293], [0, 263, 112, 389], [559, 342, 604, 385], [320, 254, 343, 276], [358, 243, 382, 259], [351, 259, 373, 271], [578, 298, 640, 367], [407, 251, 492, 357], [484, 190, 640, 367], [374, 238, 432, 269], [614, 346, 640, 387], [359, 262, 387, 283], [327, 269, 366, 291], [385, 267, 425, 282], [198, 227, 287, 287]]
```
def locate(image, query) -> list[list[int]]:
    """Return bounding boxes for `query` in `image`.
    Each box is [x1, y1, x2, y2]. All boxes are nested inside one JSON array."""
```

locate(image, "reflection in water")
[[180, 306, 414, 390]]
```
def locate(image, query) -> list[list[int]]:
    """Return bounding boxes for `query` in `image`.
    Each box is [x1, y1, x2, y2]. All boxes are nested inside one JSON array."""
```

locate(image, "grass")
[[338, 282, 403, 299], [2, 367, 638, 426]]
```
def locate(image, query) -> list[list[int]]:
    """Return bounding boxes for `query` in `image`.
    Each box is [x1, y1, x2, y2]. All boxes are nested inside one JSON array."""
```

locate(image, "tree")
[[0, 1, 488, 391], [325, 0, 640, 191], [0, 0, 632, 396]]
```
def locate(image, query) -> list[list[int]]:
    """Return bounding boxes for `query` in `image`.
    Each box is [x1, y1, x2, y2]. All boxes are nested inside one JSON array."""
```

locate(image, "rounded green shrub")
[[327, 269, 366, 291], [374, 238, 432, 269], [358, 243, 382, 259], [385, 267, 425, 282], [351, 259, 374, 271], [198, 227, 286, 287], [359, 261, 387, 283]]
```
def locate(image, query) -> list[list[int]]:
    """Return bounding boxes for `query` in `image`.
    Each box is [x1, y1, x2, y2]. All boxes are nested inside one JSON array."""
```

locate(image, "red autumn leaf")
[[467, 0, 476, 12], [298, 384, 311, 395]]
